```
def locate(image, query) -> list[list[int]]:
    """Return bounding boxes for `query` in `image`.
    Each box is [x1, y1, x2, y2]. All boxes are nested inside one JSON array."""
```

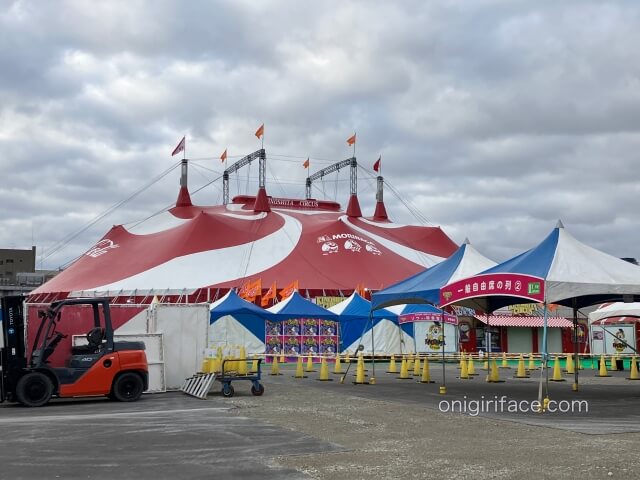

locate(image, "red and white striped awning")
[[478, 316, 572, 328], [592, 316, 640, 325]]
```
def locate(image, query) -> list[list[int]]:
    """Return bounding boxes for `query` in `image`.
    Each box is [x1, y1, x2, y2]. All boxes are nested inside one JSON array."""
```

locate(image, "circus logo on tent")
[[365, 243, 381, 255], [85, 239, 119, 258], [344, 239, 361, 253], [321, 241, 339, 255], [317, 232, 382, 256]]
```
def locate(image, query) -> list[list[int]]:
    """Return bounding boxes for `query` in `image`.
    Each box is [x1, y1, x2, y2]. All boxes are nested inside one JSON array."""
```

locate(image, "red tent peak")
[[346, 194, 362, 217], [253, 187, 271, 213], [373, 201, 389, 221], [175, 186, 193, 207]]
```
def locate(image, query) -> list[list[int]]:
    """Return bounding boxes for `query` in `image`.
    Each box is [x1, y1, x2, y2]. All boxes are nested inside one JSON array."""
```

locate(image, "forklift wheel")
[[16, 372, 54, 407], [112, 372, 144, 402], [251, 383, 264, 396], [222, 384, 235, 398]]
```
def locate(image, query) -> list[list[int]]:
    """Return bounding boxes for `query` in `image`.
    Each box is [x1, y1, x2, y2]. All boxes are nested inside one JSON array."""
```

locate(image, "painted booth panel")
[[507, 327, 532, 353], [538, 328, 562, 354]]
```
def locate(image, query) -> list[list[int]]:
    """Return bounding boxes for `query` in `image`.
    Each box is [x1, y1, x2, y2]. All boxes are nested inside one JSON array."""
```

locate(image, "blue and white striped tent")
[[328, 292, 413, 354], [371, 239, 496, 310], [209, 290, 268, 354]]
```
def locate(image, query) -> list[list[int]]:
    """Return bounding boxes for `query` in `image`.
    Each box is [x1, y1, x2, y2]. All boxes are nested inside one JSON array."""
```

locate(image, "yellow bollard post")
[[627, 357, 639, 380], [353, 353, 368, 384], [598, 354, 611, 377], [211, 356, 221, 373], [419, 356, 434, 383], [487, 358, 502, 383], [238, 347, 248, 376], [294, 355, 307, 378], [515, 354, 529, 378], [459, 351, 466, 370], [413, 356, 421, 376], [387, 354, 397, 374], [407, 354, 414, 372], [610, 355, 618, 371], [528, 353, 536, 371], [201, 357, 212, 373], [467, 356, 477, 376], [565, 353, 574, 374], [317, 357, 333, 381], [398, 356, 411, 379], [270, 356, 282, 375], [459, 356, 470, 380], [305, 354, 316, 372], [279, 352, 286, 364], [250, 357, 259, 374], [550, 356, 566, 382], [333, 354, 343, 374], [500, 352, 510, 368], [578, 354, 583, 370]]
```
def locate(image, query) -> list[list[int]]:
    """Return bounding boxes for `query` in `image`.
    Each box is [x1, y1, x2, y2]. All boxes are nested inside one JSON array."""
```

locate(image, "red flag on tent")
[[346, 133, 356, 146], [238, 280, 251, 299], [373, 156, 381, 173], [246, 278, 262, 301], [303, 158, 310, 169], [171, 136, 185, 156], [279, 280, 298, 300], [239, 278, 261, 301], [261, 281, 277, 307], [255, 123, 264, 139], [220, 148, 227, 163]]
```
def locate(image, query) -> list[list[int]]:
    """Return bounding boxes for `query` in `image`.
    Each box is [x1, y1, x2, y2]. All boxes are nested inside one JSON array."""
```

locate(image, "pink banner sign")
[[440, 273, 545, 307], [399, 312, 457, 324]]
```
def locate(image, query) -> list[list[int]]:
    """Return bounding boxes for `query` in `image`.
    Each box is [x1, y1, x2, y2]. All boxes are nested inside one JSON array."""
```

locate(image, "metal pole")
[[573, 301, 579, 391], [485, 312, 491, 380], [370, 311, 376, 384], [441, 310, 446, 393]]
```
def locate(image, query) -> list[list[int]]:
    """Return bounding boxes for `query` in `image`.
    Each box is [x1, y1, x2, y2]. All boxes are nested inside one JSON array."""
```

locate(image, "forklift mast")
[[1, 296, 27, 403]]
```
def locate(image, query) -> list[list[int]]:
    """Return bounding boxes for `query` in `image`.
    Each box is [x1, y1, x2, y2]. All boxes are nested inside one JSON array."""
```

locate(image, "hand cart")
[[218, 358, 265, 398]]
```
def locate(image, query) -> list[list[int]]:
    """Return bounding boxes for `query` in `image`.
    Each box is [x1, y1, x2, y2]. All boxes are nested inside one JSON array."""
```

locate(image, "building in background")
[[0, 246, 59, 298]]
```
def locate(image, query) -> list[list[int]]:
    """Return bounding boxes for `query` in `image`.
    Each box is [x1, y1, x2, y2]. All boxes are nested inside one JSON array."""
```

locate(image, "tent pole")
[[412, 322, 417, 354], [441, 310, 446, 392], [543, 302, 549, 398], [485, 312, 490, 380], [370, 311, 376, 383], [573, 300, 579, 392]]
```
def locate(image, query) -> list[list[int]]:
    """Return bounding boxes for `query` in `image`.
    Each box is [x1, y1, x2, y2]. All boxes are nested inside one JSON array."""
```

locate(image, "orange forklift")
[[1, 296, 148, 407]]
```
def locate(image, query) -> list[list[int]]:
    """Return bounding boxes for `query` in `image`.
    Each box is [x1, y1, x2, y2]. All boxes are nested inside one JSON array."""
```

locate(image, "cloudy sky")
[[1, 0, 639, 271]]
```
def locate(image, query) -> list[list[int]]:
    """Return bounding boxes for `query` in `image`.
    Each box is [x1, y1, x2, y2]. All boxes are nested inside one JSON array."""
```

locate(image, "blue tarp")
[[371, 240, 497, 309], [328, 293, 407, 352], [209, 290, 267, 340], [266, 291, 338, 321]]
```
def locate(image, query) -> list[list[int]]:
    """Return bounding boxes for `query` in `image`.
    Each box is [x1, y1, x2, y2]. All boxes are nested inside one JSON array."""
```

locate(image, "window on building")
[[0, 260, 3, 265], [6, 259, 14, 264]]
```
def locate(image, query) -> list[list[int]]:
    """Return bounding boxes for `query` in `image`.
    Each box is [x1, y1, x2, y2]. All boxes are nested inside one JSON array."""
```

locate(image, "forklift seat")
[[86, 327, 105, 349], [71, 327, 105, 355]]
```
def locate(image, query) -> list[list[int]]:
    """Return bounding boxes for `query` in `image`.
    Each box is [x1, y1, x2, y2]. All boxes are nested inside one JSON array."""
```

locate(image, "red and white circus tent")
[[31, 185, 458, 303]]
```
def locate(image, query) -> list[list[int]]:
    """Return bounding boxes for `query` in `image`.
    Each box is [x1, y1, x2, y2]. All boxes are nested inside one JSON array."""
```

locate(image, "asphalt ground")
[[1, 361, 639, 479]]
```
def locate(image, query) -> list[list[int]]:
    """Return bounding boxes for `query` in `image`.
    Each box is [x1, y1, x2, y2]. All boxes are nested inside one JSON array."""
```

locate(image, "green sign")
[[528, 282, 541, 295]]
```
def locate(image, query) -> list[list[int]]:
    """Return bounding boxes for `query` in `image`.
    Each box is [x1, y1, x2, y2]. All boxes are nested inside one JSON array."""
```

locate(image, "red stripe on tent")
[[478, 316, 572, 328]]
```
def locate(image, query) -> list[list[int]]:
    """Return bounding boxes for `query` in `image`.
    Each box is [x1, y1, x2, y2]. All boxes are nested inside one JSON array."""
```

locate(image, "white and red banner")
[[440, 273, 545, 307]]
